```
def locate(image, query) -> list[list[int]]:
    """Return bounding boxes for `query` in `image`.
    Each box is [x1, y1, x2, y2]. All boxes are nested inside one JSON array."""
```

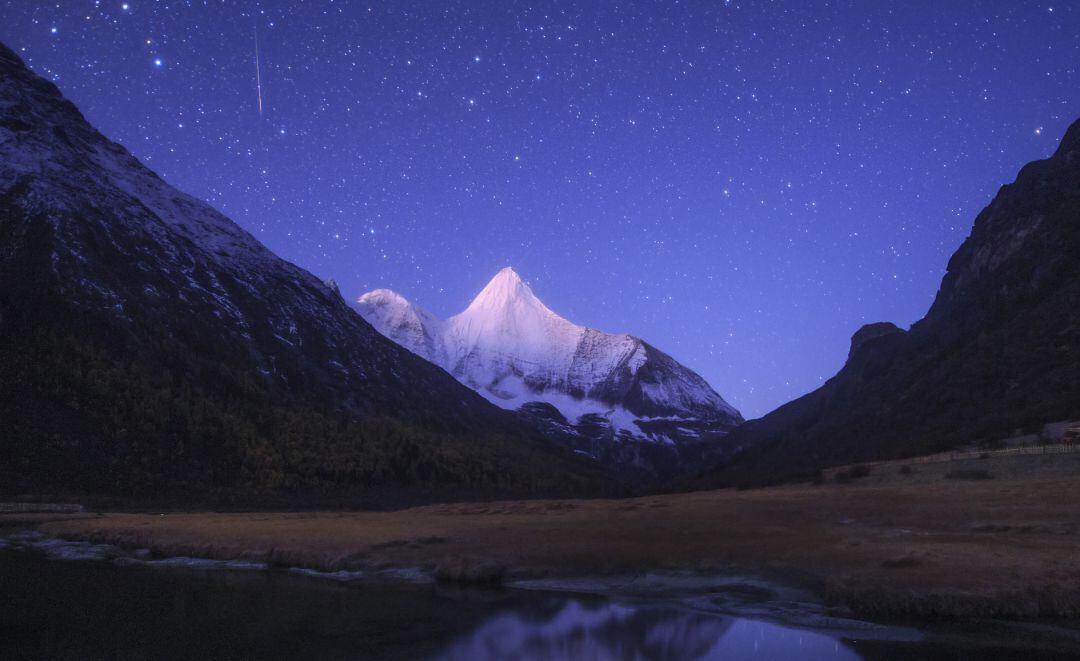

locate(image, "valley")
[[3, 1, 1080, 657]]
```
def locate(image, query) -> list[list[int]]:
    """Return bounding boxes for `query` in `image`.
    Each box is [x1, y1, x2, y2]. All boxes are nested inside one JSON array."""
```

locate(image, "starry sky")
[[3, 1, 1078, 418]]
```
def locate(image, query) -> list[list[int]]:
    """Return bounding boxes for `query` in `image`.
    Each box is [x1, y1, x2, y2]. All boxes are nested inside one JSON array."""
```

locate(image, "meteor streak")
[[254, 22, 263, 117]]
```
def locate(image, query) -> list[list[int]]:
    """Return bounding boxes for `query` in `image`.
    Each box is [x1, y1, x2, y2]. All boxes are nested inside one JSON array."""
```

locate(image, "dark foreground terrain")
[[15, 453, 1080, 623]]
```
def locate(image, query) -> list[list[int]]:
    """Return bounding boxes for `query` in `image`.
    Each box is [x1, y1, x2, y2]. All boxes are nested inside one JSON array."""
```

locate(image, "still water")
[[0, 547, 1074, 660]]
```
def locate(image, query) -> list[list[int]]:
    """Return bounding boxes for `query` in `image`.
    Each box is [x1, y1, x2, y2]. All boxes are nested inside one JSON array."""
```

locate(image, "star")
[[4, 0, 1075, 419]]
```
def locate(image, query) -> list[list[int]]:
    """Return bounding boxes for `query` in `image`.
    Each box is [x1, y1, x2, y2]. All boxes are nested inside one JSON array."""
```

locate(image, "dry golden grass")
[[13, 454, 1080, 618]]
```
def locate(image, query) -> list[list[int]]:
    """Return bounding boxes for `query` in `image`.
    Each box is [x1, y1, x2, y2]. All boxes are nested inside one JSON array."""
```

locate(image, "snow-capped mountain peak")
[[457, 267, 557, 321], [352, 269, 743, 446], [448, 268, 581, 367], [465, 267, 536, 310], [353, 288, 445, 360]]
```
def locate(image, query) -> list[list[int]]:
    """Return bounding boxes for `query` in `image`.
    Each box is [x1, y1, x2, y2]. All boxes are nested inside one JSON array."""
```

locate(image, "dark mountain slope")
[[720, 118, 1080, 484], [0, 42, 607, 504]]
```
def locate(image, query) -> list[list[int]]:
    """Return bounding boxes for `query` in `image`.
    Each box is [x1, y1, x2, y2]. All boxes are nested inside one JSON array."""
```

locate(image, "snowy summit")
[[354, 268, 743, 444]]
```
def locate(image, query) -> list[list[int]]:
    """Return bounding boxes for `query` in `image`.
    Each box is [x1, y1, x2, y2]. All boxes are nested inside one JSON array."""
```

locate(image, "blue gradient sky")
[[3, 1, 1078, 417]]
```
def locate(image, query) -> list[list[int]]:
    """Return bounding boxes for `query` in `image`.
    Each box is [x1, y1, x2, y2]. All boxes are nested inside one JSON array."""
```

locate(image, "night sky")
[[3, 2, 1078, 418]]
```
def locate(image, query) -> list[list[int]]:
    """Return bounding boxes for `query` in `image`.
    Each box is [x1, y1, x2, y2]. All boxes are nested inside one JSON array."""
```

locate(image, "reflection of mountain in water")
[[434, 597, 862, 661]]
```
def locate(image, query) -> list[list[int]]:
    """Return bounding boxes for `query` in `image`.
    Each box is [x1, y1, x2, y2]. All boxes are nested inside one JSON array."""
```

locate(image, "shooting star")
[[254, 22, 264, 117]]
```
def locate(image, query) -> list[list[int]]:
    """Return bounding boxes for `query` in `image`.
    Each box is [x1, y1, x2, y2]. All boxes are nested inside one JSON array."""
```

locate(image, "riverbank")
[[11, 453, 1080, 620]]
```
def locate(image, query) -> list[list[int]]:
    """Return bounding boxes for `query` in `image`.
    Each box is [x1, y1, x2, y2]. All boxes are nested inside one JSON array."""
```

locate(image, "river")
[[0, 538, 1076, 660]]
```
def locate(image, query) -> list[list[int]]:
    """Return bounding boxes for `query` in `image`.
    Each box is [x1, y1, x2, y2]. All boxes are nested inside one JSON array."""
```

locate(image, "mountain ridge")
[[0, 40, 609, 503], [716, 117, 1080, 485], [353, 267, 743, 449]]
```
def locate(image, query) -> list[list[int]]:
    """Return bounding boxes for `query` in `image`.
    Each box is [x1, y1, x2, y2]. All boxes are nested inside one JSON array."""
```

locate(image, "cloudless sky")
[[3, 1, 1078, 417]]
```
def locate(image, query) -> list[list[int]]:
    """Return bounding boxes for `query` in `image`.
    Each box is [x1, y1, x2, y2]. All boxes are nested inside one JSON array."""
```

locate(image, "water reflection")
[[2, 544, 860, 660], [4, 532, 1076, 659], [436, 597, 860, 660]]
